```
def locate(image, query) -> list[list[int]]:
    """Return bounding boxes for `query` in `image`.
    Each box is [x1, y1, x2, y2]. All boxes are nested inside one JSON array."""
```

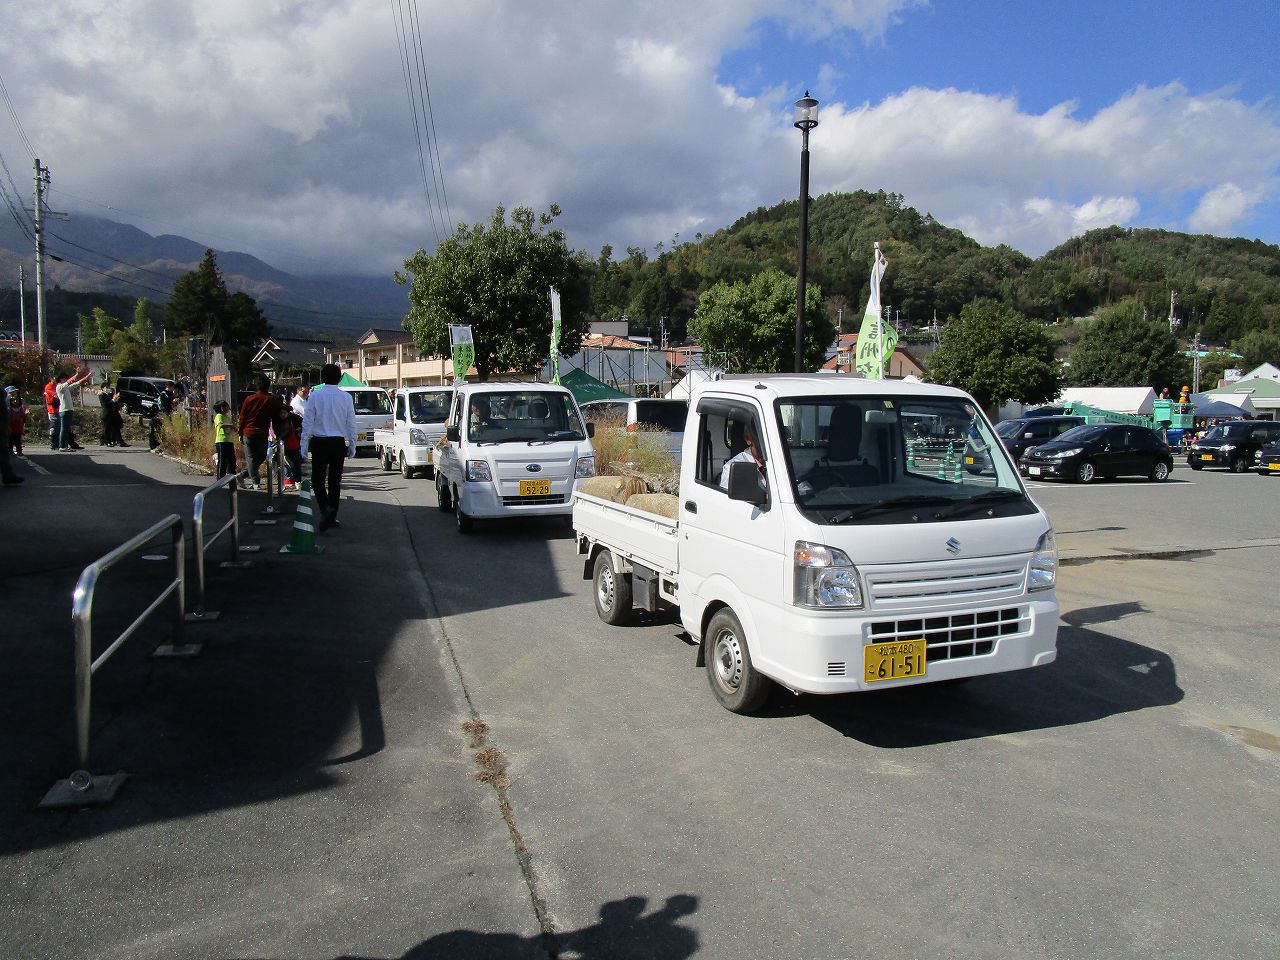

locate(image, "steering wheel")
[[801, 465, 846, 492]]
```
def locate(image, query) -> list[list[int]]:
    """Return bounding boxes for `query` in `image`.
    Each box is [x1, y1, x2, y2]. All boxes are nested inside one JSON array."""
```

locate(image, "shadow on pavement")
[[796, 601, 1183, 747], [232, 893, 700, 960]]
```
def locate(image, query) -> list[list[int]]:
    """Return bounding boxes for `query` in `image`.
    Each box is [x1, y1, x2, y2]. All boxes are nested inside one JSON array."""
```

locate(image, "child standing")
[[6, 387, 26, 454], [279, 408, 304, 490], [213, 401, 236, 479]]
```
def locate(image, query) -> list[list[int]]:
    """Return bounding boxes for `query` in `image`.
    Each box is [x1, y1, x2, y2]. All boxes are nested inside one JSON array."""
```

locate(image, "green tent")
[[334, 372, 367, 387], [560, 367, 629, 403]]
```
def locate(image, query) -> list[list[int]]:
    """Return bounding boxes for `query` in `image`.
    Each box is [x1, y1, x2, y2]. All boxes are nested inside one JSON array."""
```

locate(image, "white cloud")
[[1, 2, 1278, 278]]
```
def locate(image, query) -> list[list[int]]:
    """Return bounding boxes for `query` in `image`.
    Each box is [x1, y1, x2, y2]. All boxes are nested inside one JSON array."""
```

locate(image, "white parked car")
[[579, 397, 688, 460]]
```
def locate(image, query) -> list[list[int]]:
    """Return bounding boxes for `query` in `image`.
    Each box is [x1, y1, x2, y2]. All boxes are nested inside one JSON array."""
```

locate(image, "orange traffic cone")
[[280, 479, 325, 555]]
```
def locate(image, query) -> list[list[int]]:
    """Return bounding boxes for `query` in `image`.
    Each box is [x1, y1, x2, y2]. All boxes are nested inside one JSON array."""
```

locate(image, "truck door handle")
[[684, 501, 697, 514]]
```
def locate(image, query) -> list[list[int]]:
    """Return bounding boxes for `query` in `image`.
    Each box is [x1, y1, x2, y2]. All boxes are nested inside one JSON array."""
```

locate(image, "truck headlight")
[[575, 455, 595, 478], [793, 541, 863, 609], [1028, 529, 1057, 592], [409, 428, 428, 445], [465, 460, 492, 482]]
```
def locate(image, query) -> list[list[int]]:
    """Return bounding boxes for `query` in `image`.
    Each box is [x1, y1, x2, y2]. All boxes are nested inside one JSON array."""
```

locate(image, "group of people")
[[97, 383, 132, 447], [221, 366, 356, 531], [44, 367, 93, 451]]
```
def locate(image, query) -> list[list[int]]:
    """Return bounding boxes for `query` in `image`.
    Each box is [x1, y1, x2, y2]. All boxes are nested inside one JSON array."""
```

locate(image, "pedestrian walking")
[[237, 375, 283, 489], [6, 386, 27, 455], [1, 387, 24, 486], [98, 383, 116, 446], [55, 367, 91, 451], [290, 386, 309, 418], [212, 401, 237, 479], [278, 407, 304, 490], [107, 389, 130, 446], [300, 364, 356, 531]]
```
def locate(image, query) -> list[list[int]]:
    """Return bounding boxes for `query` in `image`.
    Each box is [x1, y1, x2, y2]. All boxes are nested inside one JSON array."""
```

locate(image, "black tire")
[[1075, 460, 1096, 484], [400, 453, 414, 479], [436, 474, 453, 512], [380, 448, 394, 471], [1188, 461, 1203, 471], [454, 488, 473, 534], [1230, 456, 1248, 474], [592, 550, 632, 625], [1149, 459, 1170, 482], [704, 608, 771, 714]]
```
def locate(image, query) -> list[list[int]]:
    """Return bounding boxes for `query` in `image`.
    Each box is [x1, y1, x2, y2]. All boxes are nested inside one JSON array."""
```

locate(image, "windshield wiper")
[[829, 495, 957, 523], [528, 431, 583, 444], [935, 488, 1025, 518]]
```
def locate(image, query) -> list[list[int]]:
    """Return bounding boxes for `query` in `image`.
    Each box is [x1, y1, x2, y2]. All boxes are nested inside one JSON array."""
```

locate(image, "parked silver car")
[[579, 398, 688, 459]]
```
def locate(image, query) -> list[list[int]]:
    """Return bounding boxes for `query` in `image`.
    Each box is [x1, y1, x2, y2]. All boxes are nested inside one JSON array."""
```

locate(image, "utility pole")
[[33, 159, 50, 363], [1192, 332, 1203, 394], [18, 265, 26, 343]]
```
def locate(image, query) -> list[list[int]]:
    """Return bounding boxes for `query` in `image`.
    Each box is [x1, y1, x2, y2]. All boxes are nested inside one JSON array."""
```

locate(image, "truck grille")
[[500, 494, 566, 506], [865, 562, 1027, 610], [868, 607, 1026, 661]]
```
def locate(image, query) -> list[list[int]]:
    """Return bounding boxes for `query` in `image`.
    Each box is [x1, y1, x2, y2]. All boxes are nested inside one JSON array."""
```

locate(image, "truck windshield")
[[408, 390, 452, 424], [777, 395, 1032, 524], [466, 391, 587, 442], [345, 390, 392, 416]]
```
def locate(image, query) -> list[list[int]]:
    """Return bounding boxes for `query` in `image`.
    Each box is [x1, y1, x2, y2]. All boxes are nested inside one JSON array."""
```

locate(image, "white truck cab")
[[374, 385, 454, 478], [435, 381, 596, 533], [573, 374, 1060, 713], [336, 385, 392, 454]]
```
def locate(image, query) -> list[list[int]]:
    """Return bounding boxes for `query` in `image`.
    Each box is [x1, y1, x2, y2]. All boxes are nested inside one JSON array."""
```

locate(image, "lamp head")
[[794, 92, 819, 130]]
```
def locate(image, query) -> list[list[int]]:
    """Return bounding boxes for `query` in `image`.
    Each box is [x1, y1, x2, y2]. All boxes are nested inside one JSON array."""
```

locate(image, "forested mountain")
[[587, 190, 1280, 345]]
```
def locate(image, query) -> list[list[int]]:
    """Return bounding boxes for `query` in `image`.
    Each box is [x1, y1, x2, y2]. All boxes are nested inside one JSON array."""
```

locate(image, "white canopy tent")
[[1057, 387, 1156, 416], [1189, 391, 1255, 416]]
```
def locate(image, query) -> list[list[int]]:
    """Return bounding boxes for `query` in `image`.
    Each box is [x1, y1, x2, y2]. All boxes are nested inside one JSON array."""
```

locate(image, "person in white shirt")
[[55, 367, 92, 451], [290, 386, 308, 418], [300, 365, 357, 530], [719, 420, 766, 490]]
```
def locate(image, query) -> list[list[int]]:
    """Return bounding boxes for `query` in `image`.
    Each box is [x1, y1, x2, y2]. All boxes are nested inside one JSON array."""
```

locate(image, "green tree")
[[164, 250, 267, 383], [927, 299, 1063, 411], [1231, 328, 1280, 370], [1068, 299, 1186, 389], [399, 204, 590, 381], [688, 268, 830, 373], [78, 307, 123, 355]]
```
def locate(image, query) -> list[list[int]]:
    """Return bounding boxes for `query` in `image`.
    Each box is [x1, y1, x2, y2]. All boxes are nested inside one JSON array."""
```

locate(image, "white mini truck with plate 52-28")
[[572, 374, 1060, 714]]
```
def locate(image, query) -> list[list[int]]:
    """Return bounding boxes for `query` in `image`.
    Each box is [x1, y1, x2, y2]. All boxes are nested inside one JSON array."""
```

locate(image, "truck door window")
[[694, 402, 760, 492], [395, 395, 406, 422]]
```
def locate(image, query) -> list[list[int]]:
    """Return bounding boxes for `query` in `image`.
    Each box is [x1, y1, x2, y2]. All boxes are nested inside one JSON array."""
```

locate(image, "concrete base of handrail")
[[39, 770, 128, 809]]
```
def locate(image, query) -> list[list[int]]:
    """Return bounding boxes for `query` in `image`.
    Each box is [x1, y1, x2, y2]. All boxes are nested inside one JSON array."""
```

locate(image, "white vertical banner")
[[449, 325, 474, 385], [549, 287, 562, 384]]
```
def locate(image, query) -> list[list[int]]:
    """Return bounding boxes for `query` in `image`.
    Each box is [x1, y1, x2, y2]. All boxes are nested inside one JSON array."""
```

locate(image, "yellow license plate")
[[519, 479, 551, 496], [1200, 454, 1213, 460], [358, 432, 368, 441], [964, 456, 975, 465], [426, 449, 433, 464], [864, 639, 927, 683], [1270, 463, 1280, 471]]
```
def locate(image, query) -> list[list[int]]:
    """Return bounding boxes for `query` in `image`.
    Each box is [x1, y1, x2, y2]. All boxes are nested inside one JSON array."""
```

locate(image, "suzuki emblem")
[[526, 464, 542, 473], [945, 537, 961, 555]]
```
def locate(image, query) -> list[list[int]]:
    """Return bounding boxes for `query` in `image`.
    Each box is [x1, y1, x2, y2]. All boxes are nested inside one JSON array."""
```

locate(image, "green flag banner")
[[449, 325, 474, 384], [855, 243, 895, 380], [549, 286, 562, 384]]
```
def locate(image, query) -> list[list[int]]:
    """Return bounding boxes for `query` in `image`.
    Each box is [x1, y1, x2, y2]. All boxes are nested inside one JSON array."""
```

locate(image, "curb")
[[1059, 537, 1280, 565]]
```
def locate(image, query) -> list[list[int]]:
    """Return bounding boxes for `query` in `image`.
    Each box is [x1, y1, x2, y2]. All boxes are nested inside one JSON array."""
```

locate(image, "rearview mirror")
[[586, 422, 595, 438], [727, 461, 768, 507]]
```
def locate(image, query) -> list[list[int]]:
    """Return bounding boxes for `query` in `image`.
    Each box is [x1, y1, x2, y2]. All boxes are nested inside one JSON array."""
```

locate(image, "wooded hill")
[[594, 190, 1280, 345]]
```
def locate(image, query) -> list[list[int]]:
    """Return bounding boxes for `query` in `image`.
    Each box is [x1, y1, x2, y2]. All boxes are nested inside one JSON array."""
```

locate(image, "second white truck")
[[573, 374, 1060, 714], [373, 385, 455, 478]]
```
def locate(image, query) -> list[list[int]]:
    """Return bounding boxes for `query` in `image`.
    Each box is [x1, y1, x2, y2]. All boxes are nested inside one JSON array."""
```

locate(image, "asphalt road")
[[1, 449, 1276, 959]]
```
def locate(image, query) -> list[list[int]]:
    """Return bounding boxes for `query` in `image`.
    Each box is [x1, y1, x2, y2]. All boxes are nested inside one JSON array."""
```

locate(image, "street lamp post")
[[793, 93, 819, 373]]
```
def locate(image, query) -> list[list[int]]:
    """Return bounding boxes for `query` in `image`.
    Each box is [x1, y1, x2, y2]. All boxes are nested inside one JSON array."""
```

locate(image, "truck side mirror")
[[446, 424, 460, 442], [727, 461, 768, 507], [586, 422, 595, 438]]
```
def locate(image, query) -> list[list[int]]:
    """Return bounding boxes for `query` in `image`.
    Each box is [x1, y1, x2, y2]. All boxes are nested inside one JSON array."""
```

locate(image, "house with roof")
[[822, 333, 927, 379], [251, 335, 333, 385], [1207, 376, 1280, 421]]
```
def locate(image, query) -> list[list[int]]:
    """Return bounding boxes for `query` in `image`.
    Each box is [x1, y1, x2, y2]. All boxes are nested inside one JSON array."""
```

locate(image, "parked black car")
[[1256, 439, 1280, 476], [1188, 420, 1280, 473], [115, 375, 181, 414], [1019, 423, 1174, 483], [968, 415, 1085, 474]]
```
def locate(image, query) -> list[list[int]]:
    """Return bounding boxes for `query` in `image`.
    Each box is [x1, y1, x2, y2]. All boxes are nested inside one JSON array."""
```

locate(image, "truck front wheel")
[[592, 550, 632, 626], [400, 453, 414, 479], [436, 474, 453, 512], [705, 608, 771, 714]]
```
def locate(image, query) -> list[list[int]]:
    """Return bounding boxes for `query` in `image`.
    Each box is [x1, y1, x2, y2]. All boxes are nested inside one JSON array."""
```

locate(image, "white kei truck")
[[434, 381, 596, 533], [373, 385, 455, 478], [335, 385, 393, 455], [572, 374, 1060, 714]]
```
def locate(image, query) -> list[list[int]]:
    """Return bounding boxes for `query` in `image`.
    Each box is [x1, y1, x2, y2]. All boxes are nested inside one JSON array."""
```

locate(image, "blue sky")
[[1, 1, 1278, 276]]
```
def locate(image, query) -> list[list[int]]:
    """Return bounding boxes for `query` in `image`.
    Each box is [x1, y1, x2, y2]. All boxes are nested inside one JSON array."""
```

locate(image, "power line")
[[0, 70, 37, 160], [391, 0, 443, 243], [391, 0, 452, 243], [408, 0, 452, 228]]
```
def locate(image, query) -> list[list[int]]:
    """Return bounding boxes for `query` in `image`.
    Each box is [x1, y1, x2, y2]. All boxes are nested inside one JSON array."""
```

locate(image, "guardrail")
[[188, 469, 250, 622], [41, 514, 200, 809]]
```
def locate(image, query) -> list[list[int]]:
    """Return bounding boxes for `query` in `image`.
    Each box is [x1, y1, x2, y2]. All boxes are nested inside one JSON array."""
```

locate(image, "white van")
[[434, 382, 596, 533], [334, 385, 392, 454]]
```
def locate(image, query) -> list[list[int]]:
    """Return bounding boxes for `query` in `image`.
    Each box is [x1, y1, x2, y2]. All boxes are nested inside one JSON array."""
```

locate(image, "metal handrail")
[[70, 514, 187, 771], [189, 469, 248, 619]]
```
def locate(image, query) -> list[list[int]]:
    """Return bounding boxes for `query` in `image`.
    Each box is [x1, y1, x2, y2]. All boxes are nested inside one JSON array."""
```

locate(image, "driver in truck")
[[719, 420, 766, 489]]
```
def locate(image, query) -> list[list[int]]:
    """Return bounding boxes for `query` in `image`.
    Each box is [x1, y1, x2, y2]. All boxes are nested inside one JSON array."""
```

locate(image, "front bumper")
[[1019, 458, 1076, 479], [459, 478, 580, 518]]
